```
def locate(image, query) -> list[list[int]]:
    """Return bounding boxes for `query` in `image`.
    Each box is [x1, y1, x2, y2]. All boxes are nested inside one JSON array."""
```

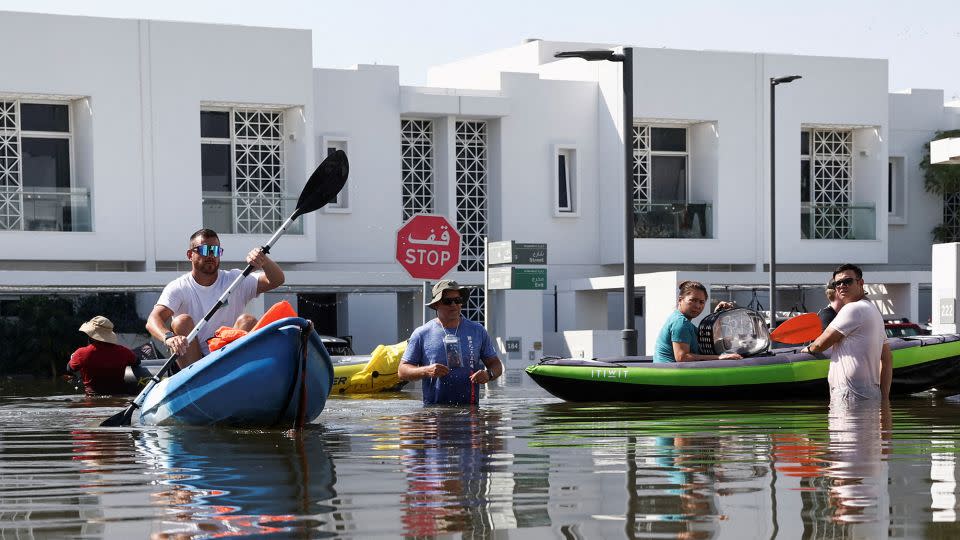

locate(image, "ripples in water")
[[3, 382, 960, 538]]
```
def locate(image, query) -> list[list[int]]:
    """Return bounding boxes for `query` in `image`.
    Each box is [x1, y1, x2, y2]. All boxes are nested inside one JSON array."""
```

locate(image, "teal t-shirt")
[[654, 309, 699, 363]]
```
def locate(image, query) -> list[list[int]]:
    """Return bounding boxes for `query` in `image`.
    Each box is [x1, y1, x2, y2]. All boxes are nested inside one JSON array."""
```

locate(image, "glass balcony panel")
[[202, 192, 303, 235], [800, 203, 876, 240], [0, 187, 92, 232], [634, 201, 712, 239]]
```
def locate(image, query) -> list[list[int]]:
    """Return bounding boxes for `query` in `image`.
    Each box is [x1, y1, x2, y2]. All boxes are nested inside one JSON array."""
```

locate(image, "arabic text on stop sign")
[[405, 248, 452, 266]]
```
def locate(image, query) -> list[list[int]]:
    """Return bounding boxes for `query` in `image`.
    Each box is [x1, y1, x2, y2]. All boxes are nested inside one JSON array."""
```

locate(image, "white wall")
[[0, 12, 144, 261], [889, 89, 955, 268], [764, 53, 889, 265], [346, 292, 398, 354], [147, 20, 316, 264]]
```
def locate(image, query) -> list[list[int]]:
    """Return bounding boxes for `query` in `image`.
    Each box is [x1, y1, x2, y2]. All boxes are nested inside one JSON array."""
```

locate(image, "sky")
[[2, 0, 958, 101]]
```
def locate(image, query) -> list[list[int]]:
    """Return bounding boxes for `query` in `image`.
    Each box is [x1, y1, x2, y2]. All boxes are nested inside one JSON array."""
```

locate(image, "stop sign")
[[396, 214, 460, 280]]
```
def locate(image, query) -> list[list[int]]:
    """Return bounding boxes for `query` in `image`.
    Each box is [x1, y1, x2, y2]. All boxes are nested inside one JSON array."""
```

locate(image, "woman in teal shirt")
[[654, 280, 743, 363]]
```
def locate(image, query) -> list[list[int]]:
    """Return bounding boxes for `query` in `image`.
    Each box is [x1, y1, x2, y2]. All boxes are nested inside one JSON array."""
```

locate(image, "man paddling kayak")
[[146, 228, 285, 368]]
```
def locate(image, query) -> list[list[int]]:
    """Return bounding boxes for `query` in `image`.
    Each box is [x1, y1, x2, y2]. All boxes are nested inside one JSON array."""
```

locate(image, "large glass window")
[[633, 125, 688, 207], [0, 101, 88, 232], [200, 108, 286, 235], [632, 125, 706, 238]]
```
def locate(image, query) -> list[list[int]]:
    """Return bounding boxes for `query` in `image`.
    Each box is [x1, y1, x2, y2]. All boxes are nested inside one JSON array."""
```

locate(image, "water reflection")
[[531, 401, 900, 539], [824, 399, 891, 530], [397, 408, 506, 537], [136, 427, 338, 538], [6, 387, 960, 537]]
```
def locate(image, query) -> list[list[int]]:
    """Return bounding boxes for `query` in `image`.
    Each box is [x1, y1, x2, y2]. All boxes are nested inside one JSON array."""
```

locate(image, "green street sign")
[[488, 267, 547, 290], [488, 241, 547, 265]]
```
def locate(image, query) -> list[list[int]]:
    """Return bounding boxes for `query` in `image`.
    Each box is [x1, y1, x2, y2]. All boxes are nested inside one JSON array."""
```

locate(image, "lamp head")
[[555, 49, 624, 62], [771, 75, 802, 85]]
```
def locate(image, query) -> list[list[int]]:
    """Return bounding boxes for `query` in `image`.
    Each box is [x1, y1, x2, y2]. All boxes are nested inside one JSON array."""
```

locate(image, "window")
[[554, 146, 577, 215], [200, 108, 286, 234], [455, 120, 487, 272], [0, 100, 88, 231], [322, 138, 349, 211], [401, 119, 433, 221], [800, 128, 853, 239], [888, 156, 906, 224], [631, 125, 708, 238], [633, 125, 688, 208]]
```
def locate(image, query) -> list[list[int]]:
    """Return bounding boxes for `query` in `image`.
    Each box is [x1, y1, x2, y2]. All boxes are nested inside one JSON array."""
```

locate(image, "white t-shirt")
[[827, 298, 887, 400], [156, 269, 260, 355]]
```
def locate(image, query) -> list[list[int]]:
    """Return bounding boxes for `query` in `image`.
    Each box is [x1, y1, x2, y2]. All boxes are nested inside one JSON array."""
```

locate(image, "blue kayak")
[[138, 317, 334, 427]]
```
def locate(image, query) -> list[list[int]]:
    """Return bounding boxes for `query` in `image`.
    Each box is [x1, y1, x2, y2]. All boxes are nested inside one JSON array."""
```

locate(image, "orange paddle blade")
[[770, 313, 822, 344]]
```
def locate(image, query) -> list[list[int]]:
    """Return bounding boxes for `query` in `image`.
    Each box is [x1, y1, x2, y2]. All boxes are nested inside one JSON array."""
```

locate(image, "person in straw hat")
[[66, 315, 138, 395], [399, 280, 503, 405]]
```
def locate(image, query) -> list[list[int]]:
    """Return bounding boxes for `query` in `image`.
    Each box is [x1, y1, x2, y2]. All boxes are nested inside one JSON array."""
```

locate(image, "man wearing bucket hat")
[[67, 316, 138, 395], [399, 280, 503, 405]]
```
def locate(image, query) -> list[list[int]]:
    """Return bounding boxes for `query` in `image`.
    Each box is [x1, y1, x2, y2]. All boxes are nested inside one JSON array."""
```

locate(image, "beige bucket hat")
[[79, 315, 119, 344], [425, 280, 471, 307]]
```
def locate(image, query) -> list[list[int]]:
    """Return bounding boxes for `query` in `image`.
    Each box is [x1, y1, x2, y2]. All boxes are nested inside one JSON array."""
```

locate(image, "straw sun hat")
[[79, 315, 119, 345]]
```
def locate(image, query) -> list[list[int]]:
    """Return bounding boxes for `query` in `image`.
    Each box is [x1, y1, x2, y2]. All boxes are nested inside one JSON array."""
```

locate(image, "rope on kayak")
[[293, 321, 312, 430], [273, 320, 309, 428]]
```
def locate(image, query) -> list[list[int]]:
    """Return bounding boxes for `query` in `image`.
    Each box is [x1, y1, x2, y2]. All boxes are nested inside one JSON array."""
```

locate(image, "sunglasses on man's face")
[[830, 277, 857, 289], [192, 244, 223, 257], [439, 297, 463, 306]]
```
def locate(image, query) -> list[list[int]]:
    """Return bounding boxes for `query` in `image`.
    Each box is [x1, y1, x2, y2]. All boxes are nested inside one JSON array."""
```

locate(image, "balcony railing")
[[634, 201, 713, 239], [0, 187, 92, 232], [202, 192, 303, 235], [801, 203, 876, 240]]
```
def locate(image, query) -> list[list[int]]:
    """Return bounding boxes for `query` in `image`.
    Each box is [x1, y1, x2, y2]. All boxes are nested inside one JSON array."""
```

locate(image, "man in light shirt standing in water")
[[800, 263, 892, 401]]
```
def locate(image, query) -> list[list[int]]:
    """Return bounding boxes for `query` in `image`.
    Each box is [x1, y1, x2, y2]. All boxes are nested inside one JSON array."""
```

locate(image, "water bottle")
[[443, 334, 462, 368]]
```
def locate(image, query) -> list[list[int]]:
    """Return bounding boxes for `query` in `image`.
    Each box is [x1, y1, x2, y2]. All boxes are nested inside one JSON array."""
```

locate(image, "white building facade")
[[2, 12, 959, 367]]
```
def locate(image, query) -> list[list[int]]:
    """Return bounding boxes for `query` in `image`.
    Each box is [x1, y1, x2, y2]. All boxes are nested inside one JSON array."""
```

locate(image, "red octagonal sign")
[[396, 214, 460, 280]]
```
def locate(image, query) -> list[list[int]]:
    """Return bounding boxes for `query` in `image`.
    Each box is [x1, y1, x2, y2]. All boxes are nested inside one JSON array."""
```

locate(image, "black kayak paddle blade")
[[294, 149, 349, 219]]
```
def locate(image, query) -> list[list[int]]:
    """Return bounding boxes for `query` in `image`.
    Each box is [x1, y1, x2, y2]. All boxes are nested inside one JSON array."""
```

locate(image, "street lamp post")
[[555, 47, 637, 356], [769, 75, 801, 329]]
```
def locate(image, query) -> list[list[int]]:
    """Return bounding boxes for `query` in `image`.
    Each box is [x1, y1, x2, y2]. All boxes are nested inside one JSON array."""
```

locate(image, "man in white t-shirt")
[[800, 264, 892, 401], [146, 228, 285, 368]]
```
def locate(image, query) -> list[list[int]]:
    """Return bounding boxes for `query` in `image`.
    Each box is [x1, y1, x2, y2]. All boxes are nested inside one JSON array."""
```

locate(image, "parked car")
[[320, 335, 355, 356], [884, 319, 927, 338]]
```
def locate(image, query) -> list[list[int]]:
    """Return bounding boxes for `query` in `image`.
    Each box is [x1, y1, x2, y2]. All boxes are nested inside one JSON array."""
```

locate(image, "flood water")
[[3, 380, 960, 539]]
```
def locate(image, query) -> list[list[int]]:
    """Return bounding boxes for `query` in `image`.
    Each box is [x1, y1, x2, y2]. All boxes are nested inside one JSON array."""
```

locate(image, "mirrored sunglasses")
[[439, 297, 463, 306], [193, 244, 223, 257], [829, 277, 856, 289]]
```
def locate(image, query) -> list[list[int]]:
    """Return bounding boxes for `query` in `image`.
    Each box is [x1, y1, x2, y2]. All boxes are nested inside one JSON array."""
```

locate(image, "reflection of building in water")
[[0, 428, 153, 538], [930, 441, 957, 522]]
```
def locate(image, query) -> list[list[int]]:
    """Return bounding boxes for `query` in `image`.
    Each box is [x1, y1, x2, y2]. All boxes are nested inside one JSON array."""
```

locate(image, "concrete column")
[[556, 289, 607, 331], [932, 243, 960, 334], [643, 272, 680, 355], [489, 290, 544, 388]]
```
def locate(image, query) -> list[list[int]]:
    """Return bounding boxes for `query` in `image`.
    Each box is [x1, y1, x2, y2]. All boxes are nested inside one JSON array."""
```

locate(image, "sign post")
[[395, 214, 461, 323]]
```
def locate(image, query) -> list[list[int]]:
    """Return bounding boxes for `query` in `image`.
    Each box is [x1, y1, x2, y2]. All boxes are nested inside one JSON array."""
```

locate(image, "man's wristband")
[[164, 331, 175, 341], [485, 367, 496, 380]]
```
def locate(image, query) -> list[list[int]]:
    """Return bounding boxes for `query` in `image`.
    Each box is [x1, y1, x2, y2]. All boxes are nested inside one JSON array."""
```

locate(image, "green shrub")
[[921, 129, 960, 242]]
